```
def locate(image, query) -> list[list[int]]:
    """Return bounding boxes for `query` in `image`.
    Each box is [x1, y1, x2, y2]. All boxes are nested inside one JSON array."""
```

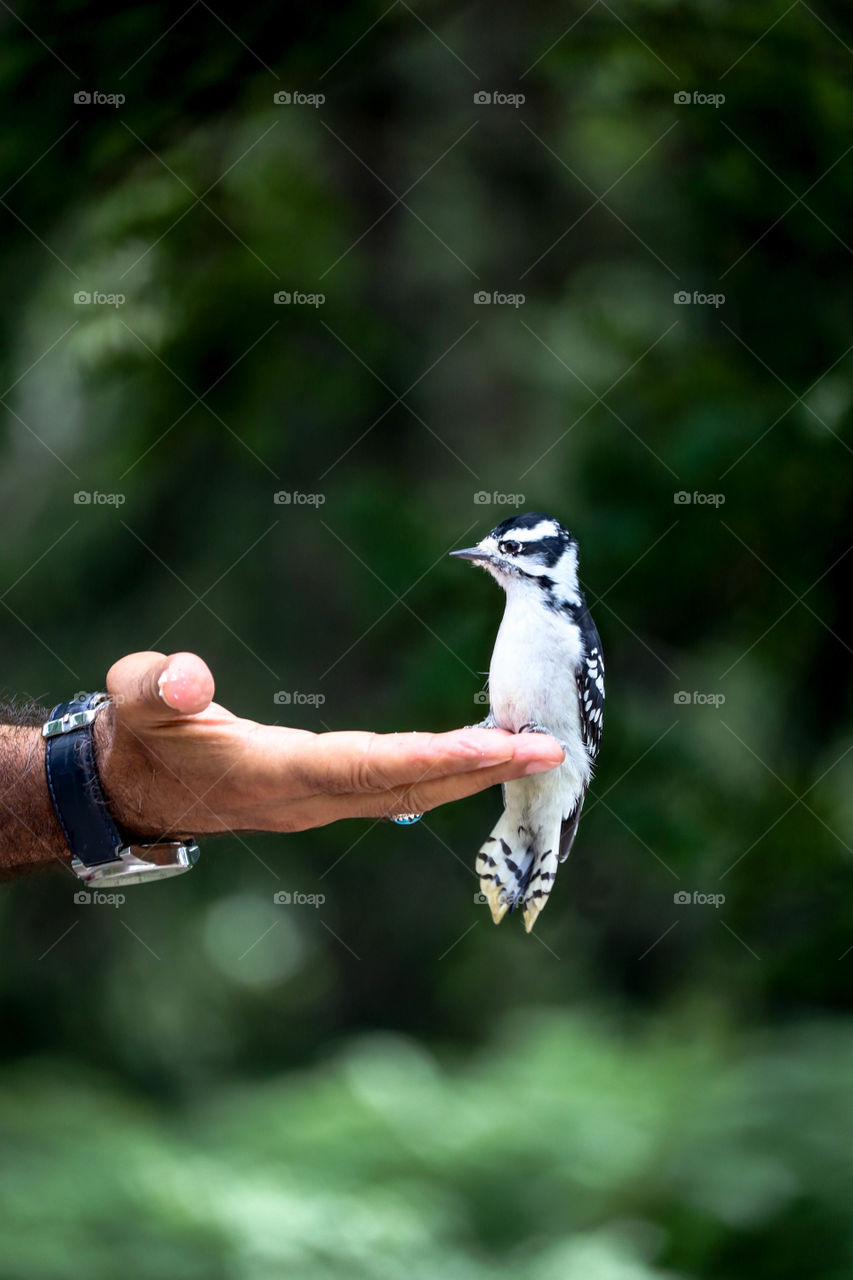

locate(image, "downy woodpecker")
[[450, 512, 604, 933]]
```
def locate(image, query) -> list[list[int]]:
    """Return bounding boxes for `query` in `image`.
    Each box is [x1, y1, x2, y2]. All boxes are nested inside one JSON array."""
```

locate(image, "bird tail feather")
[[476, 809, 561, 933]]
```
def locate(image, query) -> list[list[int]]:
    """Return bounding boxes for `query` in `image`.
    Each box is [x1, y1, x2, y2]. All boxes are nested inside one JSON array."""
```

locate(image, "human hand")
[[94, 651, 565, 840]]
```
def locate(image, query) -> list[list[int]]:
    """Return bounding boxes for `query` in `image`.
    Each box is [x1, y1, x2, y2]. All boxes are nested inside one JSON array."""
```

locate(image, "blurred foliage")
[[4, 1011, 853, 1278], [0, 0, 852, 1274]]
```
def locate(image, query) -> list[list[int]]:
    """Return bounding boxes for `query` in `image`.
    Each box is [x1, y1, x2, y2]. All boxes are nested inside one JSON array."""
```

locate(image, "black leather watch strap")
[[43, 693, 134, 867]]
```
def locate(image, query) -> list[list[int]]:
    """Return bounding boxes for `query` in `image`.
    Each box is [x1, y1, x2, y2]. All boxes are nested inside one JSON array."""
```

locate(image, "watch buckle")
[[43, 692, 111, 738], [71, 841, 200, 886]]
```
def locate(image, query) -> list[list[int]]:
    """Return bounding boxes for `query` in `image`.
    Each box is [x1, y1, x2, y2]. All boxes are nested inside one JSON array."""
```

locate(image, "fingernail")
[[158, 664, 184, 699]]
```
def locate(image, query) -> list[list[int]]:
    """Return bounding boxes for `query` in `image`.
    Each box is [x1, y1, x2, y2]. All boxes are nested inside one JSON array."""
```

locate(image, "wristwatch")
[[43, 691, 200, 887]]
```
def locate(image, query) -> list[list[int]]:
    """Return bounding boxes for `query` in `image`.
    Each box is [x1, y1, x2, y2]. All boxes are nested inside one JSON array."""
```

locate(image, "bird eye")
[[499, 540, 522, 556]]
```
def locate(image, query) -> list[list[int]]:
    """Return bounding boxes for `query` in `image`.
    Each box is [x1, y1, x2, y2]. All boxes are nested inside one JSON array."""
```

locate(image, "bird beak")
[[449, 546, 493, 563]]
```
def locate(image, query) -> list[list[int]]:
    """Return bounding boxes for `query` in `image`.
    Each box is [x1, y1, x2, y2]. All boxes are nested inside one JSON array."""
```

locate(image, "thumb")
[[106, 650, 215, 722]]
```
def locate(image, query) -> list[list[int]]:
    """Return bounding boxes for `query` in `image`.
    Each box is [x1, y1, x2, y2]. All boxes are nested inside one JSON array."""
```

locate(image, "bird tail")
[[476, 809, 561, 934]]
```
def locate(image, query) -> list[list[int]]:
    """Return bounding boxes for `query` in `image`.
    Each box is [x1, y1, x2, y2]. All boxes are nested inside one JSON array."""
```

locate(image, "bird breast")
[[488, 594, 583, 740]]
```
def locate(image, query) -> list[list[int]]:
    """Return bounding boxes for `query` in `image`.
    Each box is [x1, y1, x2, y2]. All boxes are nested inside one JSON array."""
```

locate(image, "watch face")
[[71, 843, 200, 886]]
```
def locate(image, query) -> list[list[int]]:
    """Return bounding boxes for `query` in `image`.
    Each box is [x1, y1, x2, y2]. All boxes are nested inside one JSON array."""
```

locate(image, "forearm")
[[0, 704, 72, 880]]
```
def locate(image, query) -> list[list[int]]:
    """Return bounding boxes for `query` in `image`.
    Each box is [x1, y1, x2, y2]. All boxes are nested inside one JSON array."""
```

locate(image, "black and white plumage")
[[450, 512, 604, 933]]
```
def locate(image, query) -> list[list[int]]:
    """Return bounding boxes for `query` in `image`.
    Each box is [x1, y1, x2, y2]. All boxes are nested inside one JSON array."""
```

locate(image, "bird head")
[[450, 512, 581, 602]]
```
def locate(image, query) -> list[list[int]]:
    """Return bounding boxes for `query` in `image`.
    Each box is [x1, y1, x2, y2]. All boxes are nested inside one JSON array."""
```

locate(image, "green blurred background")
[[1, 1, 852, 1275]]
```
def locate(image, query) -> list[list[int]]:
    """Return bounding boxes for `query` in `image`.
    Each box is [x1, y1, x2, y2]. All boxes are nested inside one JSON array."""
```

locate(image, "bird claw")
[[464, 712, 497, 730], [519, 720, 550, 735]]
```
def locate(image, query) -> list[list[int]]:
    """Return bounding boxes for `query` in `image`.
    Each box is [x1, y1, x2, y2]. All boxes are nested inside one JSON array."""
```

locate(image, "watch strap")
[[44, 692, 133, 868]]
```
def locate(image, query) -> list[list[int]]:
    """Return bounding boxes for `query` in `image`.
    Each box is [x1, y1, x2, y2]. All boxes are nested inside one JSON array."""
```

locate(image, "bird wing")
[[558, 608, 603, 864], [558, 789, 585, 864], [575, 610, 605, 762]]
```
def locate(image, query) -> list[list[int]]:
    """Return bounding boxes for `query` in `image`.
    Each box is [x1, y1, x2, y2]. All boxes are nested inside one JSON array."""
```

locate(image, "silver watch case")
[[71, 840, 201, 887]]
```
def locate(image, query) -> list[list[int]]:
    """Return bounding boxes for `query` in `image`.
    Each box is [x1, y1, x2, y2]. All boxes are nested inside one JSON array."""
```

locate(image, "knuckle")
[[367, 789, 406, 820], [349, 733, 387, 793], [353, 787, 420, 822]]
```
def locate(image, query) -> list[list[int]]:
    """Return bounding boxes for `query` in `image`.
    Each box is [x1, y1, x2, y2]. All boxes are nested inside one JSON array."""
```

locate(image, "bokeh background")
[[1, 1, 852, 1275]]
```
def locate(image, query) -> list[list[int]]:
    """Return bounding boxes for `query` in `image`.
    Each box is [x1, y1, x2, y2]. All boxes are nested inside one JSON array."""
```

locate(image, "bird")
[[450, 512, 604, 933]]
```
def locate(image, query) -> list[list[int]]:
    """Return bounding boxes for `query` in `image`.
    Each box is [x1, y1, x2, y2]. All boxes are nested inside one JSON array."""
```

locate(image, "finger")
[[253, 726, 564, 797], [270, 751, 562, 829], [106, 650, 215, 723], [399, 754, 558, 815]]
